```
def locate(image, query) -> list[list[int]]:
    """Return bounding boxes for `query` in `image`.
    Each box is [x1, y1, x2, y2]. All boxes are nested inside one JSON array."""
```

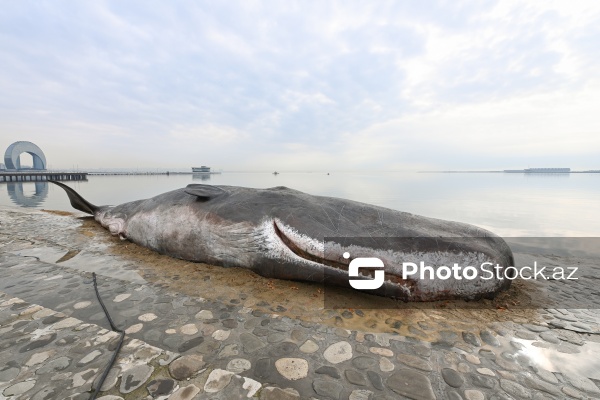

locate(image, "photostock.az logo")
[[345, 252, 385, 290]]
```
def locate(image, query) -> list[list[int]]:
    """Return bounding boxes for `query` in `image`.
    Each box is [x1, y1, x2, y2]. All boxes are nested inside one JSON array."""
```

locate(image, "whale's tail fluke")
[[49, 181, 99, 215]]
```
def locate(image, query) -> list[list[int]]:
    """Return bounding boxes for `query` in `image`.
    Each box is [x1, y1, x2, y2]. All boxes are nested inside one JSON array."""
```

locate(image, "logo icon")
[[345, 252, 385, 290]]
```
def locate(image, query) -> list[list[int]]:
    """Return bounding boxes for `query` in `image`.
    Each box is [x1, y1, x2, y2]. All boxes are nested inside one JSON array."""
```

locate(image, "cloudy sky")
[[1, 1, 599, 171]]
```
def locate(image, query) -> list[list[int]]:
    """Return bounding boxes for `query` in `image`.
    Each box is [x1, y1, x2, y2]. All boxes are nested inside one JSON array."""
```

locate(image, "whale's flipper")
[[49, 181, 99, 215]]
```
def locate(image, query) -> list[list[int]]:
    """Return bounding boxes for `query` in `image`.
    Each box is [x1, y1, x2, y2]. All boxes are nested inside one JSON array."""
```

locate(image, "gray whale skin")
[[50, 181, 514, 302]]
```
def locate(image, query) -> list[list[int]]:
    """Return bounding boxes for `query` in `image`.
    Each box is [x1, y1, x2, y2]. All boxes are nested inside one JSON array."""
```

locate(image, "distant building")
[[0, 163, 5, 170], [3, 141, 47, 170], [525, 168, 570, 173], [192, 166, 211, 173], [504, 168, 570, 173]]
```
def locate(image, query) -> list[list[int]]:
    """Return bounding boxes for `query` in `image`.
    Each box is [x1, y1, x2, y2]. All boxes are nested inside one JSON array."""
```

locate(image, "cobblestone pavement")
[[1, 207, 600, 399]]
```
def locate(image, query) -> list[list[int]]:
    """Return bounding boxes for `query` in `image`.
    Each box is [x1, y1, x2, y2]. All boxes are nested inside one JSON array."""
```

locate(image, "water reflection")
[[6, 182, 48, 207], [192, 173, 211, 181], [523, 173, 570, 179], [514, 337, 600, 380]]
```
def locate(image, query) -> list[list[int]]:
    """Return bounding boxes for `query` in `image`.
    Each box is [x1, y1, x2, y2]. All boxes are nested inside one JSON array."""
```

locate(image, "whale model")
[[50, 181, 514, 301]]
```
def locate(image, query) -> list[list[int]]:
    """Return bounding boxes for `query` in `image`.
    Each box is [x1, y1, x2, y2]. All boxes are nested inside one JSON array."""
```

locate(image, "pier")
[[0, 171, 88, 182]]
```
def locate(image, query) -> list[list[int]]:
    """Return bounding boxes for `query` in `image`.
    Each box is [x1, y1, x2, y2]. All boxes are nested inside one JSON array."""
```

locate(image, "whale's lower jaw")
[[263, 220, 510, 302]]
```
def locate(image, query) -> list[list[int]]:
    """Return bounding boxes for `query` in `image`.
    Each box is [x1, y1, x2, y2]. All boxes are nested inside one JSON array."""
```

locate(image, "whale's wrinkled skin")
[[50, 181, 514, 301]]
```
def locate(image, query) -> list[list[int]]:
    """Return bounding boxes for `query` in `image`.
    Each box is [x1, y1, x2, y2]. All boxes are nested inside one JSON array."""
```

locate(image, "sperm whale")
[[50, 181, 514, 301]]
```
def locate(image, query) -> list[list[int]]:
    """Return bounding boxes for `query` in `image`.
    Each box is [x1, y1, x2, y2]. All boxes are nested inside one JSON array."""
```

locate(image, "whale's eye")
[[108, 220, 124, 235]]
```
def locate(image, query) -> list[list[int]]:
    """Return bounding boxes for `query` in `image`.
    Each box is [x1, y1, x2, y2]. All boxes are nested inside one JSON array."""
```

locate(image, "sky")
[[1, 1, 599, 171]]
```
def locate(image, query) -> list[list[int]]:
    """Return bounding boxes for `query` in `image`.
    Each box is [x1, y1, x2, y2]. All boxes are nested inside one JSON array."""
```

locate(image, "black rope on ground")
[[89, 272, 125, 400]]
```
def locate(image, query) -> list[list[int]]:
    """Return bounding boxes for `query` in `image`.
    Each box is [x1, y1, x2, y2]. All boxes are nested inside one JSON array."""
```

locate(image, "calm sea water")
[[1, 172, 598, 237]]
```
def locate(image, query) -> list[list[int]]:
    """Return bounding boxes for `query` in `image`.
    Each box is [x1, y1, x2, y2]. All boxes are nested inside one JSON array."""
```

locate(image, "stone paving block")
[[386, 369, 435, 400], [120, 364, 154, 394], [168, 354, 205, 380], [275, 357, 309, 380], [313, 379, 343, 399], [204, 369, 234, 393], [168, 384, 200, 400], [323, 341, 353, 364], [260, 386, 301, 400]]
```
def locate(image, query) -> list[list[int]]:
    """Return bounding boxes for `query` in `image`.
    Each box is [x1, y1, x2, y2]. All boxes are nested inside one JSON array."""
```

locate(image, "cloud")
[[0, 1, 599, 169], [169, 124, 248, 145]]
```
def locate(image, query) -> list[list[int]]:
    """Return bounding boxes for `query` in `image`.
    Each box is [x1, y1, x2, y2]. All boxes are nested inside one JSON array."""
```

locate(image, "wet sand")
[[75, 214, 550, 342]]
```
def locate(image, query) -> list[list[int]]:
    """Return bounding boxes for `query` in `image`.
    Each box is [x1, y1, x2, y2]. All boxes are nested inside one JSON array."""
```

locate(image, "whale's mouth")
[[273, 221, 416, 293], [272, 221, 405, 284], [272, 221, 349, 270]]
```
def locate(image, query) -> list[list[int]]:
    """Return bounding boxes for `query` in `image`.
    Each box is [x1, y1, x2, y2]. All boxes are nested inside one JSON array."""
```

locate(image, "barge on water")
[[504, 168, 571, 173], [192, 166, 221, 174]]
